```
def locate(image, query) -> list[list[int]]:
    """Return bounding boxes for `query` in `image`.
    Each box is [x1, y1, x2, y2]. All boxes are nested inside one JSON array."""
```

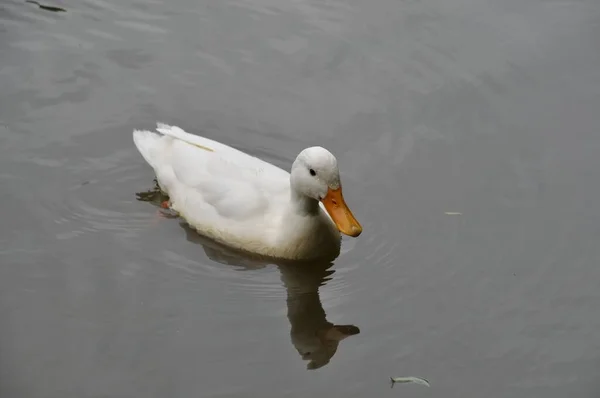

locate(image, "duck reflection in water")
[[280, 262, 360, 369], [179, 220, 360, 370]]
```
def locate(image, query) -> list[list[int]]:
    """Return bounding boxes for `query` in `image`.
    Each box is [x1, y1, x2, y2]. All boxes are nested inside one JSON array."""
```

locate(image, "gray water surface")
[[2, 0, 600, 396]]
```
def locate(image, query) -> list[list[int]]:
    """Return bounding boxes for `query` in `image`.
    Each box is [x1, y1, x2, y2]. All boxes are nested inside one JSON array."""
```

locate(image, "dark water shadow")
[[25, 0, 66, 13], [135, 179, 360, 369]]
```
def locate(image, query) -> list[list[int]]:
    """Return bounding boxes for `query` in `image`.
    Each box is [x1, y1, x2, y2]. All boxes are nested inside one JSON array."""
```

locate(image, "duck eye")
[[309, 168, 316, 176]]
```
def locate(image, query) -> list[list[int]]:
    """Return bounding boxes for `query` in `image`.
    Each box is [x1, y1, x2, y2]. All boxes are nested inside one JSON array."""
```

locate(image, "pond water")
[[1, 0, 600, 396]]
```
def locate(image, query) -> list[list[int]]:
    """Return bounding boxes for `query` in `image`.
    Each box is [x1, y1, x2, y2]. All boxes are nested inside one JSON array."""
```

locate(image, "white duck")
[[132, 123, 362, 260]]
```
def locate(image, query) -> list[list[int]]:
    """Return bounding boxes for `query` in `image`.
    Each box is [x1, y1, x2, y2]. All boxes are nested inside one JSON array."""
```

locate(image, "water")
[[1, 0, 600, 396]]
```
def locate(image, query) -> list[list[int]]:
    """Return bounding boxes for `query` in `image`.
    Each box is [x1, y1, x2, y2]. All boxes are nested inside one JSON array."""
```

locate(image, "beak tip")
[[347, 225, 363, 237]]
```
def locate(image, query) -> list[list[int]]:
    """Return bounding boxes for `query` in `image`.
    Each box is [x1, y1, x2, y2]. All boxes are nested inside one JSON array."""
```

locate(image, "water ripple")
[[6, 147, 157, 243], [55, 195, 154, 240]]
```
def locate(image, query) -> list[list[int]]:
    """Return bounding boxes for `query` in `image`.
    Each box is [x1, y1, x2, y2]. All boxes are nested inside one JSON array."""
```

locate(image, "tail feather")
[[156, 122, 185, 137], [133, 128, 163, 169], [155, 122, 217, 153]]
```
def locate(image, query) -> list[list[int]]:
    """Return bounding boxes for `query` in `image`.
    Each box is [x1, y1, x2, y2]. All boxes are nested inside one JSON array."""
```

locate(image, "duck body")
[[133, 123, 362, 261]]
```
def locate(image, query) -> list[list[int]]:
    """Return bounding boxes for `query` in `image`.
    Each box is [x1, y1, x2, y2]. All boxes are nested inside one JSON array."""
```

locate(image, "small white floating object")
[[390, 376, 430, 387], [444, 212, 462, 215]]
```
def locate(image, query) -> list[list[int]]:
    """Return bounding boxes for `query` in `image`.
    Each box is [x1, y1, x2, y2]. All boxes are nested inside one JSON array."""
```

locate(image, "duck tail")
[[133, 127, 163, 169]]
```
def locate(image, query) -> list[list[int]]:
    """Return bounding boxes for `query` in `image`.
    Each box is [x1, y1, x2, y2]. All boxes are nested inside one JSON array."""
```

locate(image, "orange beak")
[[321, 187, 362, 237]]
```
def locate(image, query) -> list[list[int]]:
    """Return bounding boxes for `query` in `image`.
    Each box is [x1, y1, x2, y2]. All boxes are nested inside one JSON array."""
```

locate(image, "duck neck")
[[290, 189, 320, 216]]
